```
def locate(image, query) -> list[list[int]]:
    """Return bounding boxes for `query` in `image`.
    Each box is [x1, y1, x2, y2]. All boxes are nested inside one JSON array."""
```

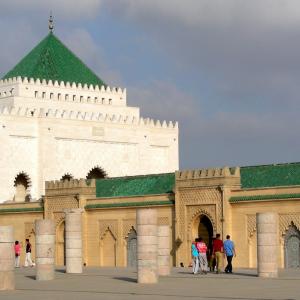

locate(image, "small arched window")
[[61, 174, 73, 181], [14, 172, 31, 202], [50, 93, 54, 99], [34, 91, 38, 98], [86, 167, 107, 180]]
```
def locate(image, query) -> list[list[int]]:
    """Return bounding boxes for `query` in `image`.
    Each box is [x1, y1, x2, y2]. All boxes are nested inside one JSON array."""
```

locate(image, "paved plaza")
[[0, 267, 299, 300]]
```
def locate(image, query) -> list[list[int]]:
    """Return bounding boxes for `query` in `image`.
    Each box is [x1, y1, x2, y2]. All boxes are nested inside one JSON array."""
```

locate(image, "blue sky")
[[1, 1, 300, 169]]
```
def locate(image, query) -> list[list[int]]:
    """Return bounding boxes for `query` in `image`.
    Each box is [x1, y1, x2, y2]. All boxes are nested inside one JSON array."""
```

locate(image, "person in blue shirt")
[[223, 235, 236, 273], [191, 239, 199, 274]]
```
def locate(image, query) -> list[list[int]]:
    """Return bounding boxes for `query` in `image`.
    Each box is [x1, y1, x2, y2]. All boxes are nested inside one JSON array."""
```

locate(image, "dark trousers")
[[225, 255, 233, 273]]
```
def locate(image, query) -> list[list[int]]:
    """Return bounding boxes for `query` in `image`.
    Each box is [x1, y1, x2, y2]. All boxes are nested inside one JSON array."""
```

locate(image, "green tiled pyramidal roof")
[[240, 162, 300, 189], [2, 33, 106, 87], [96, 173, 175, 198]]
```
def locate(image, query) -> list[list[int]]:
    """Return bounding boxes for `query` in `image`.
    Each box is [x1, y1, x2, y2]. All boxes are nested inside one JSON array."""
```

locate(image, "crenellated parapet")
[[45, 178, 96, 190], [0, 105, 178, 130], [175, 167, 241, 187], [0, 76, 126, 106]]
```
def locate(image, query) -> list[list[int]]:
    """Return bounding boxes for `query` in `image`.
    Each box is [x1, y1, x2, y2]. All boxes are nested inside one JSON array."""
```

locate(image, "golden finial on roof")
[[49, 13, 54, 33]]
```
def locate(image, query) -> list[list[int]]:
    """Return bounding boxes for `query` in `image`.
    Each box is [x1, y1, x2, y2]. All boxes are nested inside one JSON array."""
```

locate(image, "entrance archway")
[[285, 225, 300, 268], [191, 214, 214, 249], [127, 228, 137, 268], [198, 215, 214, 247], [56, 221, 66, 266]]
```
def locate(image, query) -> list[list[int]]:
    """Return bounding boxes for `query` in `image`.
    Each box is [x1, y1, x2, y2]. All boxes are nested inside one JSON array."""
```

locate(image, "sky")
[[1, 1, 300, 169]]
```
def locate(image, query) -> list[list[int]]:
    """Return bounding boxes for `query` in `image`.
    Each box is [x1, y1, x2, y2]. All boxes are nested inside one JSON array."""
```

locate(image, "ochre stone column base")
[[256, 212, 278, 278], [0, 226, 15, 290], [137, 208, 158, 283], [158, 225, 170, 276], [35, 219, 55, 281], [65, 208, 83, 274]]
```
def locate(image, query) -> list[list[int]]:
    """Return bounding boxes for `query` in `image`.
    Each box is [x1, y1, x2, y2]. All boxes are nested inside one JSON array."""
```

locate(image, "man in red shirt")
[[212, 233, 223, 273]]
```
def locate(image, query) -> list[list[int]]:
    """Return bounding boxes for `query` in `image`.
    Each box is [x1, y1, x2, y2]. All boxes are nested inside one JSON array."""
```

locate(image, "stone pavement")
[[1, 267, 299, 300]]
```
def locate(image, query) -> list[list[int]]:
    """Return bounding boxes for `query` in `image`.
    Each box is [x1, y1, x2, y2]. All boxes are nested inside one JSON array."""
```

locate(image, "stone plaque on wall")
[[92, 127, 105, 136]]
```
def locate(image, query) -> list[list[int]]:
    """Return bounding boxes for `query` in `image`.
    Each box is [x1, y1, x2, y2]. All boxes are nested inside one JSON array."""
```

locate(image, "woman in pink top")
[[196, 237, 208, 274], [14, 241, 21, 268]]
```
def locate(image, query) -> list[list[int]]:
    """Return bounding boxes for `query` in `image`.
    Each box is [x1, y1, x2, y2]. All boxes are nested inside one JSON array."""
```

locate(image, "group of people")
[[14, 239, 35, 268], [191, 234, 236, 274]]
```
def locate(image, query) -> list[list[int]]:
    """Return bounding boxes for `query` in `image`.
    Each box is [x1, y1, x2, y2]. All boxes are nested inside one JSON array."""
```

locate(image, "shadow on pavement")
[[113, 276, 137, 283]]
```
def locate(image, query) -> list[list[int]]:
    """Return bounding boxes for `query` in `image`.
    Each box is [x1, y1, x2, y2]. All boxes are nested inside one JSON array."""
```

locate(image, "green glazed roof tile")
[[96, 173, 175, 198], [230, 193, 300, 203], [240, 162, 300, 188], [2, 33, 106, 87], [85, 200, 174, 209]]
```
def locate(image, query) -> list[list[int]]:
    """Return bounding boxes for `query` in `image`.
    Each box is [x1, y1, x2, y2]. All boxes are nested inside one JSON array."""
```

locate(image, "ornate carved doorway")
[[285, 225, 300, 268], [127, 228, 137, 268]]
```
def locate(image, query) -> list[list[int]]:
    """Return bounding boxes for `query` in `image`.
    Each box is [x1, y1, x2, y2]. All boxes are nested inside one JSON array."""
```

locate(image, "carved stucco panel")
[[177, 188, 221, 240], [187, 205, 217, 232], [279, 213, 300, 235], [247, 214, 256, 238]]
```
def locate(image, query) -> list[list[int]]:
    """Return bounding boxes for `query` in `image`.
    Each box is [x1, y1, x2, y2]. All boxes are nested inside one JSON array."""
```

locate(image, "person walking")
[[191, 239, 199, 274], [224, 235, 236, 273], [212, 233, 223, 274], [196, 237, 208, 274], [24, 238, 34, 267], [14, 241, 21, 268]]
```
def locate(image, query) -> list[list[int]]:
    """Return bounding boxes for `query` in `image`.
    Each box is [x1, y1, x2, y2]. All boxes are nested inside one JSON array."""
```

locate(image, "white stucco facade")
[[0, 77, 179, 202]]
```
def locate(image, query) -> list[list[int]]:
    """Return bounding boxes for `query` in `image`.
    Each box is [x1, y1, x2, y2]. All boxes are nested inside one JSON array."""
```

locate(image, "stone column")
[[256, 212, 278, 278], [65, 208, 83, 273], [137, 208, 158, 284], [158, 225, 170, 276], [35, 219, 55, 280], [0, 226, 14, 290]]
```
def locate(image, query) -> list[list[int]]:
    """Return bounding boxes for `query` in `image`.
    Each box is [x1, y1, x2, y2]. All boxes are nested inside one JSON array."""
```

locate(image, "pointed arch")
[[100, 228, 116, 266], [56, 219, 66, 266], [284, 223, 300, 268], [126, 227, 137, 268], [188, 208, 217, 233]]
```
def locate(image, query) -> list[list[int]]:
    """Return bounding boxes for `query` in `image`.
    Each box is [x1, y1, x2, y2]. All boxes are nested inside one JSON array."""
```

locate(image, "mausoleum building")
[[0, 27, 300, 270], [0, 32, 178, 203]]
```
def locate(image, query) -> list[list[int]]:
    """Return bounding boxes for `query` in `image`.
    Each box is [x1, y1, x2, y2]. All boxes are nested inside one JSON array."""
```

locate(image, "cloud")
[[107, 0, 300, 28], [128, 81, 198, 121], [0, 0, 103, 20], [63, 28, 123, 86], [105, 0, 300, 112]]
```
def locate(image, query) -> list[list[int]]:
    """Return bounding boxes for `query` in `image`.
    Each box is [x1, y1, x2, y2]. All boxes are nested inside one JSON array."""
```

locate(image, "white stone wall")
[[0, 78, 179, 202]]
